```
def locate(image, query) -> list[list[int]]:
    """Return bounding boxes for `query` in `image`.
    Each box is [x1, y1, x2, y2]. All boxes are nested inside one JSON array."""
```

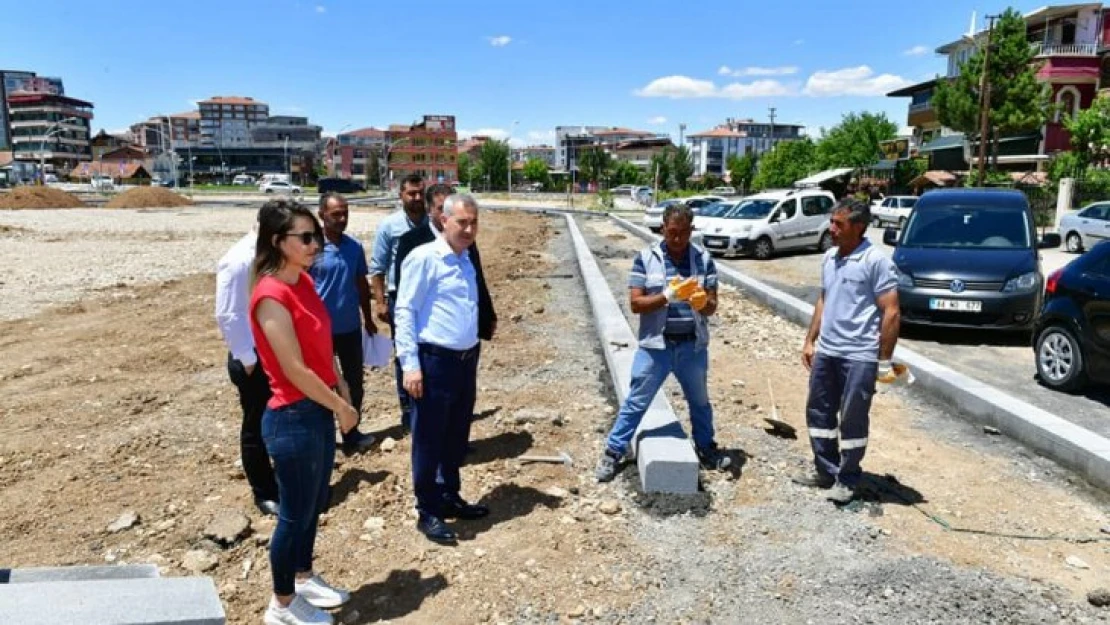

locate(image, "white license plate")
[[704, 240, 726, 248], [929, 298, 982, 312]]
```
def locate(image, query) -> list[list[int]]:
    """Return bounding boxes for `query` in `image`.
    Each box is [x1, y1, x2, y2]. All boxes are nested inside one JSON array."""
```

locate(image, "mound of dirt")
[[105, 187, 193, 209], [0, 187, 85, 209]]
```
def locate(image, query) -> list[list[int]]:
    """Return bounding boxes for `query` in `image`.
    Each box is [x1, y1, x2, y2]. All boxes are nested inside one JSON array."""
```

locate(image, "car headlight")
[[1002, 272, 1038, 293], [894, 267, 914, 288]]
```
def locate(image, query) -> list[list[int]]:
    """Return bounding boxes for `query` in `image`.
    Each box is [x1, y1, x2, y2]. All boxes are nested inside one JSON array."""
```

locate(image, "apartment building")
[[332, 127, 387, 183], [387, 114, 458, 185], [2, 70, 93, 175], [686, 118, 804, 177]]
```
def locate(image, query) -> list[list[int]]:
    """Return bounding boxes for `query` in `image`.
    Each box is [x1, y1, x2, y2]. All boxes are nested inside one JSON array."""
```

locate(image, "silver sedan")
[[1059, 202, 1110, 253]]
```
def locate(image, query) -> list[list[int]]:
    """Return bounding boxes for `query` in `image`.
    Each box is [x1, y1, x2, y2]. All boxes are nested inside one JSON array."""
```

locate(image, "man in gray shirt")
[[796, 198, 901, 504]]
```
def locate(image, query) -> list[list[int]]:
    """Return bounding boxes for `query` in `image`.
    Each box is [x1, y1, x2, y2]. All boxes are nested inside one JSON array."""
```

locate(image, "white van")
[[694, 188, 836, 260], [232, 174, 256, 186], [256, 174, 290, 187]]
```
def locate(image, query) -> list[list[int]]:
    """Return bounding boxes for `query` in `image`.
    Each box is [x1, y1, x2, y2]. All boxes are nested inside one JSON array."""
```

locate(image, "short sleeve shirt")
[[309, 234, 368, 334], [815, 238, 897, 362], [629, 242, 718, 336]]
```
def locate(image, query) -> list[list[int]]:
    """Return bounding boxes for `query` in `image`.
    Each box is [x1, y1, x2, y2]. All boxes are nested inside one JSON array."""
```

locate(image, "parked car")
[[232, 174, 256, 186], [694, 189, 836, 259], [872, 195, 918, 229], [633, 186, 653, 205], [317, 177, 366, 194], [261, 180, 303, 194], [257, 174, 290, 187], [1032, 241, 1110, 391], [90, 176, 115, 191], [609, 184, 638, 196], [643, 199, 682, 232], [1058, 201, 1110, 253], [709, 186, 738, 196], [682, 195, 726, 211], [885, 188, 1061, 330]]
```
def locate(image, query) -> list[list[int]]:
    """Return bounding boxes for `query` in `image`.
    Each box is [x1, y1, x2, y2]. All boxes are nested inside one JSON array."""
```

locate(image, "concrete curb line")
[[564, 214, 699, 494], [609, 214, 1110, 492]]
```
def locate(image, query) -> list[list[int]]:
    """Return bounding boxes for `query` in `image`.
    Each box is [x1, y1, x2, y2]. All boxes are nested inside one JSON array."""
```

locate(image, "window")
[[776, 199, 797, 220], [1056, 86, 1080, 122], [1080, 204, 1109, 219], [801, 196, 827, 216]]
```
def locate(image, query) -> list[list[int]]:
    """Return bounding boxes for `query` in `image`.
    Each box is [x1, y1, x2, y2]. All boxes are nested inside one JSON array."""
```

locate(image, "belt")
[[419, 342, 480, 361], [663, 333, 696, 343]]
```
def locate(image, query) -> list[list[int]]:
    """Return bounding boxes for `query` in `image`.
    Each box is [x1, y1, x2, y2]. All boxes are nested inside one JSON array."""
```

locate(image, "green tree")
[[649, 152, 672, 190], [476, 140, 510, 190], [894, 157, 929, 190], [457, 153, 472, 185], [522, 157, 551, 187], [1048, 151, 1084, 184], [726, 153, 758, 193], [815, 112, 898, 169], [610, 160, 645, 186], [577, 146, 613, 185], [1065, 93, 1110, 170], [366, 150, 380, 186], [671, 145, 694, 190], [933, 8, 1050, 165], [751, 138, 818, 190]]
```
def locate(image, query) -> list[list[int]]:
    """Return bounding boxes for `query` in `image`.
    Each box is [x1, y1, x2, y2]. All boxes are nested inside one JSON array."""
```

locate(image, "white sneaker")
[[263, 595, 333, 625], [295, 574, 351, 609]]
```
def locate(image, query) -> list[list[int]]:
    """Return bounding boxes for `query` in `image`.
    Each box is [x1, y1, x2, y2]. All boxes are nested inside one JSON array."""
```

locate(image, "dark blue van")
[[883, 188, 1060, 330]]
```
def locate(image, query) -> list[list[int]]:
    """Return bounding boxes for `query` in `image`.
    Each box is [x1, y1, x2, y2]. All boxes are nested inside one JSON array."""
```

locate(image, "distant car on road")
[[709, 186, 738, 196], [261, 180, 303, 195], [643, 199, 682, 232], [1033, 240, 1110, 391], [90, 176, 115, 191], [609, 184, 638, 196], [885, 188, 1060, 331], [232, 174, 256, 186], [317, 177, 366, 194], [682, 195, 726, 211], [872, 195, 918, 229], [1058, 201, 1110, 254], [695, 189, 835, 259]]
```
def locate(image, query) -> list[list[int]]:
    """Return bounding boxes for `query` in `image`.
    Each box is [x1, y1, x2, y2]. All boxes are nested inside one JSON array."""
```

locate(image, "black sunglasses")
[[282, 231, 322, 245]]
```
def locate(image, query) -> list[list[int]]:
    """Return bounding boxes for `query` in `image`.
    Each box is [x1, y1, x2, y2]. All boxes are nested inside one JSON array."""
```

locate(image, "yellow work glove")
[[877, 361, 912, 385], [689, 288, 709, 312], [664, 276, 699, 303]]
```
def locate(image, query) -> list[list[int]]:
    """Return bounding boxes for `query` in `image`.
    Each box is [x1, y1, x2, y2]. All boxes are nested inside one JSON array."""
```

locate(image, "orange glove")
[[665, 276, 699, 302], [689, 288, 709, 312], [877, 361, 912, 385]]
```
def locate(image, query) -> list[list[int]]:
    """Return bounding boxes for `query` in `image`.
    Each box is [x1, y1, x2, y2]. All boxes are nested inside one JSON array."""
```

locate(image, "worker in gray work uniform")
[[795, 197, 901, 504]]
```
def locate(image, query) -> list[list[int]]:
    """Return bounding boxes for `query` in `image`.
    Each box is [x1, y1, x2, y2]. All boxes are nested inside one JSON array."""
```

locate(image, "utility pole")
[[768, 106, 777, 153], [976, 14, 998, 185]]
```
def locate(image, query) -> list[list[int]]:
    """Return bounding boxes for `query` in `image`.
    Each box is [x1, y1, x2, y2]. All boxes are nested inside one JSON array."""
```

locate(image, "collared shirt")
[[214, 230, 258, 367], [369, 209, 428, 294], [816, 238, 898, 362], [629, 242, 717, 351], [309, 233, 368, 334], [394, 237, 479, 372]]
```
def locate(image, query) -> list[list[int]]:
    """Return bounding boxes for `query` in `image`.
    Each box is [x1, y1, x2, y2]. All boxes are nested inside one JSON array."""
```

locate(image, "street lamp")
[[39, 116, 79, 183], [507, 120, 518, 198], [147, 118, 179, 188]]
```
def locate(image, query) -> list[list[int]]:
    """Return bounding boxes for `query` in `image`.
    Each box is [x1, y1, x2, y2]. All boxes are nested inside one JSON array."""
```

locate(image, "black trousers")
[[227, 352, 278, 502], [332, 329, 365, 441]]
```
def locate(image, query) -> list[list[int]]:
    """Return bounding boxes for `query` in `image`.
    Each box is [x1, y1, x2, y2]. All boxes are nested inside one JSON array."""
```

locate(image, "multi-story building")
[[512, 144, 557, 166], [387, 115, 458, 186], [554, 126, 608, 171], [608, 137, 674, 168], [890, 4, 1110, 171], [458, 136, 492, 160], [89, 130, 135, 161], [686, 118, 805, 178], [7, 90, 93, 176], [197, 96, 269, 147], [331, 127, 387, 183]]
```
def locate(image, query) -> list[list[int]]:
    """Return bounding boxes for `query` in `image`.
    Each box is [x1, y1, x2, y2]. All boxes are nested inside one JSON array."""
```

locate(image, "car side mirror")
[[1039, 233, 1061, 249], [770, 212, 782, 223], [883, 227, 899, 247]]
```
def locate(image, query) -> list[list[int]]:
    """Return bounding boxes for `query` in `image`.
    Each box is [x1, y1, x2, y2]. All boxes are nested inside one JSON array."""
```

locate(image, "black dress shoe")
[[416, 513, 457, 544], [441, 496, 489, 520], [255, 499, 279, 516]]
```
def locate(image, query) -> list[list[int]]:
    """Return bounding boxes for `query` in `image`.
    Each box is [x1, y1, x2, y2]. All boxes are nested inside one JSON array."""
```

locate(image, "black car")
[[1032, 241, 1110, 391], [317, 177, 365, 194], [884, 188, 1060, 330]]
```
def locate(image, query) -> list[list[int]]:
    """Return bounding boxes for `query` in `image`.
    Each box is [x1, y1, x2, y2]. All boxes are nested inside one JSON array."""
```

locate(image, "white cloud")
[[527, 129, 556, 141], [488, 35, 512, 47], [794, 39, 804, 46], [903, 45, 929, 56], [635, 75, 796, 100], [718, 65, 798, 77], [315, 5, 326, 13], [105, 127, 131, 137], [648, 116, 668, 125], [802, 65, 912, 97]]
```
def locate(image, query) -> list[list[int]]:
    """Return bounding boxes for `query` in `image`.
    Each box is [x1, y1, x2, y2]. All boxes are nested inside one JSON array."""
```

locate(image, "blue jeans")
[[387, 294, 414, 424], [411, 343, 478, 516], [262, 398, 336, 596], [605, 340, 716, 455], [805, 352, 876, 488]]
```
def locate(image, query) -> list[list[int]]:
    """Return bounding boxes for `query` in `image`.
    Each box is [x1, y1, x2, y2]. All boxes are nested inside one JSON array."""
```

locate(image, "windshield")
[[724, 199, 776, 219], [901, 205, 1032, 249], [699, 202, 731, 217]]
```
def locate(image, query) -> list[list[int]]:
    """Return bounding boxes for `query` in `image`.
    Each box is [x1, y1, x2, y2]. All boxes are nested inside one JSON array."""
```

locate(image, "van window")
[[776, 199, 797, 220], [801, 196, 828, 216], [898, 197, 918, 209]]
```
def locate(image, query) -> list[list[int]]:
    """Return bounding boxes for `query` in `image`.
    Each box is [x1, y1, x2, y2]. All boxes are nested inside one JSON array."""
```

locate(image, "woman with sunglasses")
[[249, 199, 358, 625]]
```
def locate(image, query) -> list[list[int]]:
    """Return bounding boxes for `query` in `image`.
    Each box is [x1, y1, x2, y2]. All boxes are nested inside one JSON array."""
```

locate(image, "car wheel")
[[753, 237, 774, 261], [1035, 325, 1086, 392], [1065, 232, 1084, 254], [872, 216, 881, 228], [898, 217, 907, 230], [817, 231, 833, 252], [293, 189, 301, 194], [264, 189, 273, 194]]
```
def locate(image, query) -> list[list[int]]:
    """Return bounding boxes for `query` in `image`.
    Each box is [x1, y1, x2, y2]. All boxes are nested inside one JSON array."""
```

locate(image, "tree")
[[933, 8, 1050, 166], [610, 160, 645, 186], [476, 140, 510, 191], [366, 150, 380, 186], [815, 112, 898, 169], [577, 146, 613, 185], [726, 153, 758, 193], [649, 152, 672, 190], [1066, 93, 1110, 169], [751, 138, 818, 190], [457, 153, 472, 185], [671, 146, 694, 190], [522, 157, 551, 188], [700, 174, 724, 191]]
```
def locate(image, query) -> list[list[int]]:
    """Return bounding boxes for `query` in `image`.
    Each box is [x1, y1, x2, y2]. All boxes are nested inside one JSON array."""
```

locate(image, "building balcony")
[[1031, 42, 1097, 57], [908, 102, 932, 113]]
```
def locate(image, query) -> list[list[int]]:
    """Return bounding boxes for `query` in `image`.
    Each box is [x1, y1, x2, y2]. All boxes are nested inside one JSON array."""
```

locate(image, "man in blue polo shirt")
[[311, 192, 377, 454], [797, 197, 901, 504], [595, 203, 731, 482]]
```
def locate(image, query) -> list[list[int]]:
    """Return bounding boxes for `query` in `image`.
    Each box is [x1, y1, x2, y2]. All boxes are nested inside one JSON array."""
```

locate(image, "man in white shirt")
[[215, 206, 279, 516]]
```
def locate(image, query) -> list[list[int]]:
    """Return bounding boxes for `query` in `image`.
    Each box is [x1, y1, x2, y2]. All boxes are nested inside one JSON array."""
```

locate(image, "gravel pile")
[[0, 186, 85, 209], [105, 187, 193, 209]]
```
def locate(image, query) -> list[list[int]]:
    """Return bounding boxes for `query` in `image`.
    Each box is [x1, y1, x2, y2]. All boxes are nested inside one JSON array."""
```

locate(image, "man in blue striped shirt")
[[395, 193, 488, 544], [596, 203, 731, 482]]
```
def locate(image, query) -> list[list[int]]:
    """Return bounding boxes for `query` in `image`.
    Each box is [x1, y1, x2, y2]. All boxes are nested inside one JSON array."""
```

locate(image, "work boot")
[[826, 481, 856, 504], [695, 443, 732, 471], [594, 449, 623, 483], [791, 468, 835, 489]]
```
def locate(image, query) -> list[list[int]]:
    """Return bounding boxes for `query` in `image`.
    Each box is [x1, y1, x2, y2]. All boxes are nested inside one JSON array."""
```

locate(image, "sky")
[[2, 0, 1051, 145]]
